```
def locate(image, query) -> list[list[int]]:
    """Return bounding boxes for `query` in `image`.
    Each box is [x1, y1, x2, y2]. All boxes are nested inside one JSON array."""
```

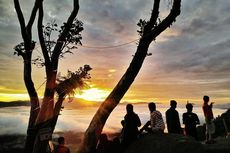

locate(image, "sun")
[[75, 88, 110, 102]]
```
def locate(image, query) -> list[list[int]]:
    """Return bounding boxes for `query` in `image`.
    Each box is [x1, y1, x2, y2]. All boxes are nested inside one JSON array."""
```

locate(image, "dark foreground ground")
[[1, 132, 230, 153]]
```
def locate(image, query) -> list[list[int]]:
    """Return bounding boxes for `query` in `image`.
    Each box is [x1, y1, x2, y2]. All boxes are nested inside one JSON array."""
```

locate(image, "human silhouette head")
[[99, 134, 108, 144], [203, 95, 209, 104], [186, 103, 193, 112], [58, 136, 65, 145], [126, 104, 133, 114], [148, 102, 156, 113], [170, 100, 177, 109]]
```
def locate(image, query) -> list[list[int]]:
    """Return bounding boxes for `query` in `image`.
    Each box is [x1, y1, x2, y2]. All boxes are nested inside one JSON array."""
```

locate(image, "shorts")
[[206, 120, 215, 134]]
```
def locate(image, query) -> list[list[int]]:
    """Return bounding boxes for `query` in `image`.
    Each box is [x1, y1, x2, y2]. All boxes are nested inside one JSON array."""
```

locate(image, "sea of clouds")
[[0, 103, 228, 135]]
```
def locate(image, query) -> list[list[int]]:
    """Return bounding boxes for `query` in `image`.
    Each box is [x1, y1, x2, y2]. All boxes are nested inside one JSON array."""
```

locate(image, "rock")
[[203, 137, 230, 153], [126, 133, 205, 153]]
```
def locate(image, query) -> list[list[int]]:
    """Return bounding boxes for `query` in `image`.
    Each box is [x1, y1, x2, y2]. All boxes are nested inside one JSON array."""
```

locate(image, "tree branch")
[[38, 2, 51, 69], [51, 0, 79, 69], [27, 0, 42, 34], [24, 53, 40, 126], [77, 0, 181, 152], [147, 0, 181, 43], [54, 96, 65, 117], [143, 0, 160, 34], [14, 1, 40, 138], [14, 0, 40, 123], [14, 0, 27, 41]]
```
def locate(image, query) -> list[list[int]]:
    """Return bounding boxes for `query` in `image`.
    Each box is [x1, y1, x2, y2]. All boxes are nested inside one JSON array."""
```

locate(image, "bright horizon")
[[1, 0, 230, 104]]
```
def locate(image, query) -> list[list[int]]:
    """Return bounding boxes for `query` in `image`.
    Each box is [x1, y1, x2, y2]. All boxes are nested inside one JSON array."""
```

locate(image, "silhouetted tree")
[[13, 0, 91, 153], [77, 0, 181, 153]]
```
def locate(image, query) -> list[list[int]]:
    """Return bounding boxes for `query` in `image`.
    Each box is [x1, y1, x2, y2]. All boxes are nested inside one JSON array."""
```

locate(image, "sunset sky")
[[0, 0, 230, 104]]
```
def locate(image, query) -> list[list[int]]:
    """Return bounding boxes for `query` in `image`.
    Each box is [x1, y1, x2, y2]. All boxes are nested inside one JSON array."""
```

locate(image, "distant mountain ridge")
[[0, 101, 30, 108]]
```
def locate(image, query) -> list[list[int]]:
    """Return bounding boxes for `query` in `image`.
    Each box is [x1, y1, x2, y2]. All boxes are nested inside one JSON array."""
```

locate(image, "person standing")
[[166, 100, 181, 134], [183, 103, 200, 140], [140, 102, 165, 133], [202, 95, 215, 143], [122, 104, 141, 147]]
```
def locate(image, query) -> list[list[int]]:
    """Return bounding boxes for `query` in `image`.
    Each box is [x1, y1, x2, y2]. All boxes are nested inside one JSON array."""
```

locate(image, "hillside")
[[0, 101, 30, 108]]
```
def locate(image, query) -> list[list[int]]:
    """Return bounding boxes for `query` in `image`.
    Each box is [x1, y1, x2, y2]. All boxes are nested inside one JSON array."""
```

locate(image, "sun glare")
[[75, 88, 110, 101], [0, 93, 29, 102]]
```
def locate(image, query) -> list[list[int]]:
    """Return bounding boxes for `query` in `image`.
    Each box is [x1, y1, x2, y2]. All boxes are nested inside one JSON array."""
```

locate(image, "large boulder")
[[126, 133, 205, 153]]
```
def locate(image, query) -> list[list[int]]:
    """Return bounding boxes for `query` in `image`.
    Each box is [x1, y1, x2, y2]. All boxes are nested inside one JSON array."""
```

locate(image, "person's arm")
[[176, 111, 181, 125], [210, 102, 214, 108], [195, 114, 200, 124], [165, 111, 169, 124], [136, 114, 141, 127], [203, 105, 208, 118], [182, 113, 185, 124], [139, 121, 150, 133]]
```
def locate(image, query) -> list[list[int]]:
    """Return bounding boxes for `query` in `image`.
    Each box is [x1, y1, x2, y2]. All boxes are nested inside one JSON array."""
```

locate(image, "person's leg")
[[208, 131, 212, 141], [205, 124, 209, 143]]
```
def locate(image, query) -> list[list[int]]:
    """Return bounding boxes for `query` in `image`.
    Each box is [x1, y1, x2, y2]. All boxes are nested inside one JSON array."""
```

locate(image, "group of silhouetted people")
[[165, 100, 200, 139], [54, 96, 216, 153], [166, 95, 215, 144], [96, 95, 216, 152], [121, 100, 201, 145]]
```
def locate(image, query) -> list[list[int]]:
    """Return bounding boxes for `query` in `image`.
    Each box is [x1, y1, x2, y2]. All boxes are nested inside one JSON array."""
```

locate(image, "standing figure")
[[140, 102, 165, 133], [202, 95, 215, 143], [166, 100, 181, 134], [122, 104, 141, 147], [183, 103, 200, 140]]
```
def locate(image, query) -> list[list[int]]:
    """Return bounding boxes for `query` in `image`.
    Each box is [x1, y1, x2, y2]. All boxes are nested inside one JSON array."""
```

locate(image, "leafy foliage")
[[59, 19, 83, 45], [59, 19, 83, 58], [14, 41, 36, 56], [137, 19, 148, 37], [55, 65, 92, 97], [137, 18, 161, 37], [14, 19, 84, 67]]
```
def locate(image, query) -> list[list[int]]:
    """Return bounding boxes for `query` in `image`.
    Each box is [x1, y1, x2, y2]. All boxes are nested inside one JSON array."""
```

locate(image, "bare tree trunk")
[[14, 0, 81, 153], [77, 0, 181, 153]]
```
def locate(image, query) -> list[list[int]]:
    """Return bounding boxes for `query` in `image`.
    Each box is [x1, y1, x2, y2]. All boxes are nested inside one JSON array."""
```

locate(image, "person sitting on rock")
[[140, 102, 165, 133], [55, 136, 70, 153], [122, 104, 141, 147]]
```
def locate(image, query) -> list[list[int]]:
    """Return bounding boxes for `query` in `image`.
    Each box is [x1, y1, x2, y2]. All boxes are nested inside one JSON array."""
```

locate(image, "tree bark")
[[14, 0, 80, 153], [77, 0, 181, 153]]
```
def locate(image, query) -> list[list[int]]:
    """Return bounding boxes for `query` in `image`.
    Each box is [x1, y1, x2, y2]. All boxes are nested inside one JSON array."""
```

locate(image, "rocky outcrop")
[[126, 133, 205, 153]]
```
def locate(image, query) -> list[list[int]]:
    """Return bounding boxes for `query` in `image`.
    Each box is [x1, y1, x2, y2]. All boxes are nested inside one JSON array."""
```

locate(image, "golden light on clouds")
[[0, 93, 29, 102], [157, 28, 181, 42], [108, 69, 117, 73], [75, 88, 110, 102]]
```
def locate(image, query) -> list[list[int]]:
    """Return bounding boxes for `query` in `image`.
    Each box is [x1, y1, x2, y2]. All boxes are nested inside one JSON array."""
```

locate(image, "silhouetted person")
[[140, 102, 165, 133], [55, 136, 70, 153], [122, 104, 141, 147], [183, 103, 200, 140], [96, 134, 113, 153], [202, 95, 215, 144], [166, 100, 181, 134]]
